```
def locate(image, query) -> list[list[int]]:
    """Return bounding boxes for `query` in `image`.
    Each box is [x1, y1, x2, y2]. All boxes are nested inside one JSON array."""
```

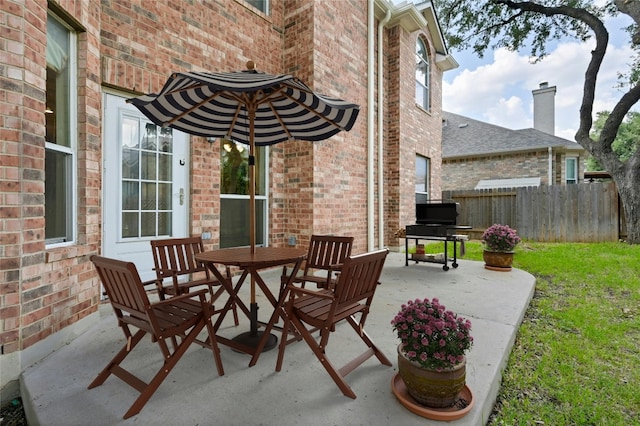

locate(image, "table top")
[[195, 246, 307, 268]]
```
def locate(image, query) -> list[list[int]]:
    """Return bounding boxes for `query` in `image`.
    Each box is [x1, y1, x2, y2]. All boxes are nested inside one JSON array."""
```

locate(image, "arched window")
[[416, 38, 430, 110]]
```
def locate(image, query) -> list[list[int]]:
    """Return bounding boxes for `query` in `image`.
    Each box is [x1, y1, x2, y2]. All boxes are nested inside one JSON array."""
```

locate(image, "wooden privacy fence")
[[442, 182, 622, 243]]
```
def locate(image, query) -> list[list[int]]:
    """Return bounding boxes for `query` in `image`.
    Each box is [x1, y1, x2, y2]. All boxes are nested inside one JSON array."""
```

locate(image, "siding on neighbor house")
[[442, 150, 584, 191]]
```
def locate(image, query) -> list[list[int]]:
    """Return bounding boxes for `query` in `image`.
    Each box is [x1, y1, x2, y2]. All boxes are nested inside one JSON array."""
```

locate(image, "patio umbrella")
[[127, 61, 360, 345], [128, 61, 359, 252]]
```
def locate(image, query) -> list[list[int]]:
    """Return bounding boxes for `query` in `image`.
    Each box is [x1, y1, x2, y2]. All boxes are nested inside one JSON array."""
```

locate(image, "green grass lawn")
[[451, 241, 640, 425]]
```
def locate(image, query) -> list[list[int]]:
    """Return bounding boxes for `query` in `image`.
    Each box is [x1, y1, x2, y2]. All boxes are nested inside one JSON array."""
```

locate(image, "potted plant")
[[391, 298, 473, 408], [481, 223, 521, 271]]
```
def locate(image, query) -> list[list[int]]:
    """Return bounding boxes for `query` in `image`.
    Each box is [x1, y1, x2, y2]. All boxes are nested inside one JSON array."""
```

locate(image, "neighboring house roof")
[[442, 111, 584, 159]]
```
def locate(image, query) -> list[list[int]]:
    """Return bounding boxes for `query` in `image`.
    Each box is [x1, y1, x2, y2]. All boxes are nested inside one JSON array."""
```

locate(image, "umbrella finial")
[[246, 60, 256, 70]]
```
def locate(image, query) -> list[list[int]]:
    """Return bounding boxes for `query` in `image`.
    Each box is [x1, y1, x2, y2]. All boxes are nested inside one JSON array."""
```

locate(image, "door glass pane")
[[158, 153, 172, 181], [158, 183, 172, 210], [141, 182, 156, 210], [141, 151, 156, 180], [159, 127, 173, 152], [121, 117, 139, 148], [120, 119, 174, 239], [122, 148, 138, 178], [142, 123, 157, 150], [141, 212, 156, 237], [158, 212, 172, 236], [122, 181, 139, 210], [122, 212, 138, 238]]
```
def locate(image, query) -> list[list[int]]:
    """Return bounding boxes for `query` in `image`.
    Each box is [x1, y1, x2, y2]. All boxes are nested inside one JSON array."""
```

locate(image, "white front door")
[[103, 93, 189, 281]]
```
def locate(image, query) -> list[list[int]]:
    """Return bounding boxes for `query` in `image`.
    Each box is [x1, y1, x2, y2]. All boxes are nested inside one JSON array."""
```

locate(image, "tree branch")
[[492, 2, 609, 151]]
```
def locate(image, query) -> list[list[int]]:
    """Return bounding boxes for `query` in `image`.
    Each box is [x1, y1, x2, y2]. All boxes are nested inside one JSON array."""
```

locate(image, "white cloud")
[[443, 33, 635, 142]]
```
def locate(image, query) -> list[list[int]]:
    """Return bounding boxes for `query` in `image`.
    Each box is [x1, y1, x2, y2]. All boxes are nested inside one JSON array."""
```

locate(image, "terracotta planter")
[[483, 250, 514, 271], [397, 346, 466, 408]]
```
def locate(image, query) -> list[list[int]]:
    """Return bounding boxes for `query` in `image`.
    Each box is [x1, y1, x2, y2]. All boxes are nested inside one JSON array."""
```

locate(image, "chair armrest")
[[153, 267, 181, 276], [141, 278, 165, 295], [288, 286, 334, 300], [282, 260, 306, 276], [151, 288, 209, 307], [141, 277, 162, 287], [328, 262, 344, 270]]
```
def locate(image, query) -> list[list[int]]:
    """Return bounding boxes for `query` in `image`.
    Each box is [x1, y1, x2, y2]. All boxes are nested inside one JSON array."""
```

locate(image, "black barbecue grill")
[[405, 201, 470, 270]]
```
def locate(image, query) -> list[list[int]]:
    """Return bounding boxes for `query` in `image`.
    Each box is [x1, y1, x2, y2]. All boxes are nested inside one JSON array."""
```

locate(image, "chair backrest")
[[90, 255, 151, 318], [150, 237, 207, 279], [332, 248, 389, 313], [305, 235, 354, 271]]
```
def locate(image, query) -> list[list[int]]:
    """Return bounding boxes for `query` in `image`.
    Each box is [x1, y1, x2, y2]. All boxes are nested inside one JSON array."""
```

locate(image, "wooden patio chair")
[[150, 236, 239, 325], [88, 255, 224, 419], [275, 249, 392, 399], [281, 235, 354, 290]]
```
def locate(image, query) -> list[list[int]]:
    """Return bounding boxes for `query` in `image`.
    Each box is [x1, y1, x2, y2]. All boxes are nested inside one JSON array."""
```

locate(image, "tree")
[[587, 111, 640, 170], [436, 0, 640, 244]]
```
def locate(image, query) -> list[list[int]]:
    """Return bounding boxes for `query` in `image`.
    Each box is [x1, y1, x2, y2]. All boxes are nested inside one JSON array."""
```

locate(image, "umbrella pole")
[[231, 104, 277, 353]]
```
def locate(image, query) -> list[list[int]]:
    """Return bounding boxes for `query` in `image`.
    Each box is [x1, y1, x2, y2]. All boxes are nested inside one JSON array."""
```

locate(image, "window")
[[244, 0, 269, 14], [121, 122, 174, 238], [220, 140, 267, 248], [416, 38, 430, 110], [415, 155, 430, 203], [45, 13, 77, 245], [566, 157, 578, 184]]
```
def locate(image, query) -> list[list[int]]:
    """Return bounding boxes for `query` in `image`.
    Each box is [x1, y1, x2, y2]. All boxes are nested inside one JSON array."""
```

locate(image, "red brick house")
[[0, 0, 456, 396]]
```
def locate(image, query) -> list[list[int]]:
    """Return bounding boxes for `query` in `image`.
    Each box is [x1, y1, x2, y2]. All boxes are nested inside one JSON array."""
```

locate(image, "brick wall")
[[1, 0, 446, 384], [386, 28, 444, 243], [442, 151, 554, 191], [0, 0, 102, 359]]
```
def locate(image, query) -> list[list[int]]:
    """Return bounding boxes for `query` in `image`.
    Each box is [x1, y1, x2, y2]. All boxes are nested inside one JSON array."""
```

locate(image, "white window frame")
[[244, 0, 269, 15], [416, 38, 430, 111], [566, 157, 578, 184], [45, 12, 78, 248]]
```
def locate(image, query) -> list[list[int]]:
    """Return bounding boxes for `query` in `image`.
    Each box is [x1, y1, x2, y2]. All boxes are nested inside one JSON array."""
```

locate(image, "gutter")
[[367, 0, 375, 251], [377, 9, 391, 250]]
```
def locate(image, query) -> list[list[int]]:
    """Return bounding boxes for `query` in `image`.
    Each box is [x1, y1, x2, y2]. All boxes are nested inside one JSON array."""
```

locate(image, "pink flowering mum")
[[391, 298, 473, 370]]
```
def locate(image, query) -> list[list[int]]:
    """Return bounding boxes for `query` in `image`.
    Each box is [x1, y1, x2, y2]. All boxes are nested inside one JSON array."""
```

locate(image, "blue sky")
[[442, 11, 635, 141]]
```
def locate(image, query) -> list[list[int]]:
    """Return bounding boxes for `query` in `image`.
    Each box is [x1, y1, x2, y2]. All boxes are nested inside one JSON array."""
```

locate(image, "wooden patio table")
[[195, 246, 306, 367]]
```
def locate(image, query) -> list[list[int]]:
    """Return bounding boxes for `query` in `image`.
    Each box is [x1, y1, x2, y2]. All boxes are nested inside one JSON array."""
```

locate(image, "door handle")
[[179, 188, 184, 205]]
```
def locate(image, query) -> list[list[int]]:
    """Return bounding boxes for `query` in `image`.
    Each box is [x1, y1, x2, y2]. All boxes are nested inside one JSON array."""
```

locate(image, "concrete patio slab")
[[21, 253, 535, 425]]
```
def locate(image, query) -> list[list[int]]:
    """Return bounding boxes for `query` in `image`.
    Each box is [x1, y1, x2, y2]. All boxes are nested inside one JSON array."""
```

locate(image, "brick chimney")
[[532, 82, 556, 135]]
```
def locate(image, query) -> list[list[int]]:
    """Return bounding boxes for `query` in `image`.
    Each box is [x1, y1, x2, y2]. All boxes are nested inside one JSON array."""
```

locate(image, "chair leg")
[[275, 303, 292, 372], [204, 305, 225, 376], [287, 314, 357, 399], [122, 319, 207, 419], [211, 285, 240, 326], [231, 300, 239, 326], [88, 329, 146, 389], [345, 316, 392, 367]]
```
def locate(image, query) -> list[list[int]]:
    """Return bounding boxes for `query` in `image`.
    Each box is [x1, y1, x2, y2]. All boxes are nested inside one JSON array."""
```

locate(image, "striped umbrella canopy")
[[127, 62, 360, 146], [127, 62, 360, 311]]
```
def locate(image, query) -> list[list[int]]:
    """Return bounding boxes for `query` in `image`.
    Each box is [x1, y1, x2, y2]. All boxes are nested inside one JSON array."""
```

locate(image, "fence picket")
[[442, 182, 621, 242]]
